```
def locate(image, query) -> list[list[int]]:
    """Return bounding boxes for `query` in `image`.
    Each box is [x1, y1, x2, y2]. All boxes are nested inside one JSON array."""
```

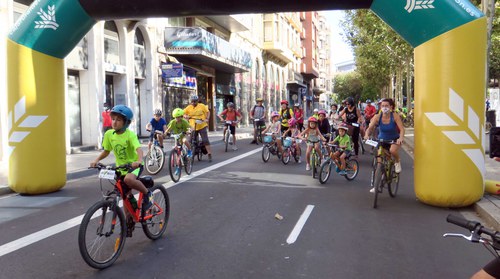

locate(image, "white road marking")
[[286, 205, 315, 244], [0, 148, 262, 258]]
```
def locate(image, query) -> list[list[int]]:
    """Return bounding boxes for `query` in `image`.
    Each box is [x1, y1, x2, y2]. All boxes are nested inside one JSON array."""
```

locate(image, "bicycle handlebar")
[[447, 214, 499, 240], [89, 163, 133, 172]]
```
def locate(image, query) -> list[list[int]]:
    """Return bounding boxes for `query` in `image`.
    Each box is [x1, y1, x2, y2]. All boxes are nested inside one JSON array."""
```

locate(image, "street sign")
[[161, 63, 183, 78]]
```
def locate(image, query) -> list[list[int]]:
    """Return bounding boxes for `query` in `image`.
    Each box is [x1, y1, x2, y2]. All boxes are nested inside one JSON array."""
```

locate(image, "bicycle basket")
[[264, 135, 273, 143], [283, 137, 292, 147]]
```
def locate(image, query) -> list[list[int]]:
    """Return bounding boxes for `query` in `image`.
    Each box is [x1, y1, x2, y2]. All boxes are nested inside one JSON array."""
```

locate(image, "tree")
[[333, 71, 362, 103]]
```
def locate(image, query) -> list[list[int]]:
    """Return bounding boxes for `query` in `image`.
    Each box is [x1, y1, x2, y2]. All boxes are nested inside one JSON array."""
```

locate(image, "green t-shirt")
[[167, 118, 191, 134], [333, 134, 352, 151], [102, 129, 141, 168]]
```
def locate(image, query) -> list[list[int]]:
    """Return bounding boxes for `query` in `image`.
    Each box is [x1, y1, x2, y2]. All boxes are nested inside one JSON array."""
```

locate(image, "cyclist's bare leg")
[[124, 173, 148, 194], [471, 269, 495, 279], [157, 134, 164, 148], [390, 144, 401, 163], [183, 137, 191, 150], [305, 145, 313, 165], [340, 153, 347, 169], [205, 144, 212, 155], [314, 143, 321, 159], [232, 133, 237, 146]]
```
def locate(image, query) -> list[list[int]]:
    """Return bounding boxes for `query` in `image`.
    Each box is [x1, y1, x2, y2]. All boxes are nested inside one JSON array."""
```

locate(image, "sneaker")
[[338, 170, 347, 175], [208, 154, 212, 162], [233, 146, 238, 151], [175, 166, 180, 176], [142, 191, 154, 212], [369, 187, 375, 193], [187, 150, 192, 157], [395, 162, 402, 173], [306, 164, 311, 171], [298, 158, 302, 164], [250, 140, 257, 144]]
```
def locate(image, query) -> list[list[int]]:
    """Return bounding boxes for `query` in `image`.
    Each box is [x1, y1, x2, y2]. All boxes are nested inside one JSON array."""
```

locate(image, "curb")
[[474, 196, 500, 230]]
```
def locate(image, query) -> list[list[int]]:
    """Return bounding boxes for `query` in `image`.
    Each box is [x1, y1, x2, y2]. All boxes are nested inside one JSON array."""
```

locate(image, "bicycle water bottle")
[[128, 194, 138, 210]]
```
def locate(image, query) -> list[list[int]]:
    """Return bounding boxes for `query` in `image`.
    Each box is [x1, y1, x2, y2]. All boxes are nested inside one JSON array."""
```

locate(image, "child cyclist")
[[165, 108, 192, 175], [282, 118, 302, 163], [218, 102, 242, 151], [262, 111, 283, 154], [299, 116, 327, 171], [90, 105, 153, 215], [165, 108, 192, 157], [146, 109, 167, 150], [329, 123, 353, 175]]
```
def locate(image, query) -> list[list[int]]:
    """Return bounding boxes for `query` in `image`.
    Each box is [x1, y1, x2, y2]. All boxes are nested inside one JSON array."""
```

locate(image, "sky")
[[322, 10, 354, 66]]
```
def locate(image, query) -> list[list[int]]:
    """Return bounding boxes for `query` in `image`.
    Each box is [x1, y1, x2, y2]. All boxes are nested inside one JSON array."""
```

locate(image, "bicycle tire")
[[293, 145, 301, 163], [281, 148, 291, 165], [168, 149, 181, 182], [344, 159, 359, 181], [257, 126, 263, 143], [373, 163, 384, 209], [311, 153, 317, 178], [78, 200, 126, 269], [319, 160, 332, 184], [262, 145, 270, 162], [388, 165, 399, 197], [184, 153, 193, 175], [145, 146, 164, 175], [142, 185, 170, 240], [224, 130, 229, 152]]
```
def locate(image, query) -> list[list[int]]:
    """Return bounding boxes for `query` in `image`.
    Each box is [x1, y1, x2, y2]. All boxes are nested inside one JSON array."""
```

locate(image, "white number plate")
[[99, 169, 116, 179], [365, 139, 378, 147]]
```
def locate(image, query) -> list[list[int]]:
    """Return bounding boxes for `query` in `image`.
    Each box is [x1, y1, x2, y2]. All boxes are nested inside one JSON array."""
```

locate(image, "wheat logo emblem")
[[424, 88, 485, 177], [405, 0, 435, 13], [34, 5, 58, 30], [7, 97, 48, 157]]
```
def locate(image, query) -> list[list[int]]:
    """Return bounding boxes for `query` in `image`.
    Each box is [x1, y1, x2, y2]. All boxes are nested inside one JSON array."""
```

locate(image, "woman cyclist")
[[364, 98, 405, 190], [279, 100, 294, 137], [299, 116, 327, 171], [339, 97, 362, 157]]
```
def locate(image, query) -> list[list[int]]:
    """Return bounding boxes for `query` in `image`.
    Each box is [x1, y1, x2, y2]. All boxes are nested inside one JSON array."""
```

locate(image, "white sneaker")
[[370, 187, 375, 193], [233, 146, 238, 151], [395, 162, 402, 173], [306, 164, 310, 171], [298, 158, 302, 164]]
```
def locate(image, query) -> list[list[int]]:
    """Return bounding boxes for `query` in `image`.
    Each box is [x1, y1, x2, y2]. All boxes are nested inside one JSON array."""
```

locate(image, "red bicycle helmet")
[[280, 100, 289, 105], [288, 118, 297, 127], [318, 109, 327, 116], [308, 116, 318, 123]]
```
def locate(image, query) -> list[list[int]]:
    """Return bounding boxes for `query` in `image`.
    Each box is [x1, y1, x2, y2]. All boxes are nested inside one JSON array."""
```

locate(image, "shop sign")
[[161, 63, 183, 78]]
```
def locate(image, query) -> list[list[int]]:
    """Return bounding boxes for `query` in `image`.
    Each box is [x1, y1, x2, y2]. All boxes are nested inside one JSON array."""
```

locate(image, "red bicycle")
[[78, 163, 169, 269]]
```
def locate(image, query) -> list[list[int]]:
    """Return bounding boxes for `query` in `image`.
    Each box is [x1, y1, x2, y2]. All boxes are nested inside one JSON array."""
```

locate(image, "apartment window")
[[104, 21, 120, 65], [134, 29, 146, 78]]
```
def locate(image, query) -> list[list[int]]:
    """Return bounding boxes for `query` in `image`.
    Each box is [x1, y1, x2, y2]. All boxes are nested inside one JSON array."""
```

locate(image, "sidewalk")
[[2, 127, 500, 229], [0, 126, 255, 195]]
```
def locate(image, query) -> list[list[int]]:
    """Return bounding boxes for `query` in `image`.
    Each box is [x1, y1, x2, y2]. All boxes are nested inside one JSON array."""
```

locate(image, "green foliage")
[[489, 2, 500, 83], [333, 72, 362, 102]]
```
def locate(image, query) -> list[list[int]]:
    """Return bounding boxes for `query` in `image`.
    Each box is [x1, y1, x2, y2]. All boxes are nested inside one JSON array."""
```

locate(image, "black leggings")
[[351, 127, 360, 156]]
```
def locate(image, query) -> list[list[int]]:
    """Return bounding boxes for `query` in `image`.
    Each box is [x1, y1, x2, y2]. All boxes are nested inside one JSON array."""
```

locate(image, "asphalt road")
[[0, 138, 492, 278]]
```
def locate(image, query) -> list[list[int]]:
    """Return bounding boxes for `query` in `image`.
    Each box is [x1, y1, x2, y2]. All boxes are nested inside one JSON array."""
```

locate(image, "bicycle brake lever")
[[443, 233, 483, 243]]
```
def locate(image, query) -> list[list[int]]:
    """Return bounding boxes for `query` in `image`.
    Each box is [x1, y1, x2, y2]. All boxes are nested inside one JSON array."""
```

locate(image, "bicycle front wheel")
[[145, 146, 164, 175], [168, 149, 182, 182], [311, 153, 317, 178], [78, 200, 126, 269], [224, 131, 229, 152], [388, 166, 400, 197], [319, 160, 332, 184], [344, 159, 359, 181], [184, 153, 193, 175], [142, 185, 170, 240], [281, 148, 291, 165], [372, 163, 385, 209], [262, 145, 270, 162]]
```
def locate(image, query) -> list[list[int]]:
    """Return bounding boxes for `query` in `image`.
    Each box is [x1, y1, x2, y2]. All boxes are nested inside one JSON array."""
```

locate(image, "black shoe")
[[208, 154, 212, 162], [126, 217, 135, 237], [250, 140, 257, 144]]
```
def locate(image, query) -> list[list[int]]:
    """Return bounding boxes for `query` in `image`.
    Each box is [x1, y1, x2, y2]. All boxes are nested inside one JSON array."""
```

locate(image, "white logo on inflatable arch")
[[34, 5, 58, 30], [405, 0, 435, 13], [7, 96, 48, 157], [424, 88, 485, 177]]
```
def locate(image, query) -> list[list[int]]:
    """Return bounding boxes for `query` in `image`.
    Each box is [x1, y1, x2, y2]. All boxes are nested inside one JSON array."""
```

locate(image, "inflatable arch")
[[7, 0, 486, 207]]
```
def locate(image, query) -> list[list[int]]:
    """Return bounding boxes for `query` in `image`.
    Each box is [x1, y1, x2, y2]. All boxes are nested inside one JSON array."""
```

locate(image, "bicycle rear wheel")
[[372, 163, 384, 209], [344, 159, 359, 181], [168, 149, 182, 182], [145, 146, 164, 175], [388, 165, 400, 197], [142, 185, 170, 240], [319, 160, 332, 184], [78, 200, 126, 269]]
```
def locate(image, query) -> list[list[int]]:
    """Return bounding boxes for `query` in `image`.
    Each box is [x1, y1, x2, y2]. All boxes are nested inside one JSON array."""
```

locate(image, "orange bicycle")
[[78, 163, 169, 269]]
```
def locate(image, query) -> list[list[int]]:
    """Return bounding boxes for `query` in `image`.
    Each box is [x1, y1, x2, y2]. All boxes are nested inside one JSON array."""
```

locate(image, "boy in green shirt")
[[166, 108, 192, 158], [90, 105, 153, 212], [330, 123, 353, 175]]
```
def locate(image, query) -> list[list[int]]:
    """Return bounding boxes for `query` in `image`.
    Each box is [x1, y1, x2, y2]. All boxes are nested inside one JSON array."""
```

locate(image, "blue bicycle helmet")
[[110, 105, 133, 131]]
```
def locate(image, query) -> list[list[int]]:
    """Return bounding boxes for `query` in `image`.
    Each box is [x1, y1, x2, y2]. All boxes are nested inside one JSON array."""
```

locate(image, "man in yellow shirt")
[[184, 95, 212, 162]]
